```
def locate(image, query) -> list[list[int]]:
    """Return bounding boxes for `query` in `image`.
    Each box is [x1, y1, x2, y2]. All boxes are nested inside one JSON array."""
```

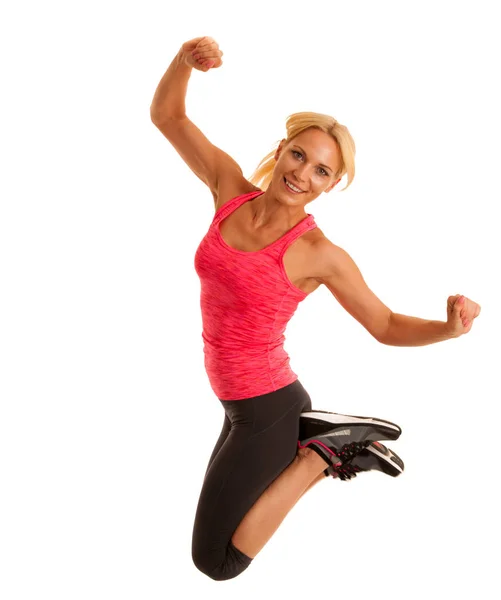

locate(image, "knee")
[[192, 542, 252, 581], [191, 546, 214, 580], [192, 553, 239, 581]]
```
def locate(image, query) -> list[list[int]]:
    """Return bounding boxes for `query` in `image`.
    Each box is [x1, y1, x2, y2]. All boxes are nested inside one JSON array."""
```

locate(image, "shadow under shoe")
[[326, 441, 405, 481]]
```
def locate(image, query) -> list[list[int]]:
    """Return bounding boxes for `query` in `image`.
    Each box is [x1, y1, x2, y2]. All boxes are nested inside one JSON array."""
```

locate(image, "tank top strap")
[[271, 214, 317, 257], [212, 190, 265, 226]]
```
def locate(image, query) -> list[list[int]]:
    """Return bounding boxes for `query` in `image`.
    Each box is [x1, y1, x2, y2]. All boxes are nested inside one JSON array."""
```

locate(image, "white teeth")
[[285, 179, 303, 193]]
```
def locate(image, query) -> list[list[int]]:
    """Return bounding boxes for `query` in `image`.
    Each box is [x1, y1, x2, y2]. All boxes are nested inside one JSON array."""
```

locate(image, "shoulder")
[[303, 230, 351, 283]]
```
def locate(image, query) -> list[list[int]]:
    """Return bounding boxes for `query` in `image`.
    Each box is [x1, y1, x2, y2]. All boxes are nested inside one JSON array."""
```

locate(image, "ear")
[[325, 178, 342, 193], [274, 139, 286, 161]]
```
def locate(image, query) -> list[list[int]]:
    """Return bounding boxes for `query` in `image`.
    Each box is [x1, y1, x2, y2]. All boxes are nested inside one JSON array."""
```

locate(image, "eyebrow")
[[293, 145, 333, 172]]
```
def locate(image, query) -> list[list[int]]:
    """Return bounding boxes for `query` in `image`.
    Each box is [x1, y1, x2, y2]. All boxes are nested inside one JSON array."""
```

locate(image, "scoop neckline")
[[216, 194, 313, 255]]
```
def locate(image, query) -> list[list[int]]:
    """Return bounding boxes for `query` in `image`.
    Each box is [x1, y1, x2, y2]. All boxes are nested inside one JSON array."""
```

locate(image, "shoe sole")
[[300, 410, 402, 440]]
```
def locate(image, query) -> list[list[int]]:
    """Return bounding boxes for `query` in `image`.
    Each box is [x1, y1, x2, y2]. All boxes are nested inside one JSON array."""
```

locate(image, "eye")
[[292, 150, 303, 160], [318, 167, 328, 176]]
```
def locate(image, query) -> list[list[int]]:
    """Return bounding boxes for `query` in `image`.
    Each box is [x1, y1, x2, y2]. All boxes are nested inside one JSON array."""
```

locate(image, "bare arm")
[[379, 313, 453, 346], [312, 239, 457, 346], [150, 39, 245, 201], [150, 47, 193, 121]]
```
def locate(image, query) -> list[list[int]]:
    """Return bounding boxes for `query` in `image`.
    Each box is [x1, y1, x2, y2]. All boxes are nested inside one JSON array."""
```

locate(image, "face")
[[271, 127, 342, 206]]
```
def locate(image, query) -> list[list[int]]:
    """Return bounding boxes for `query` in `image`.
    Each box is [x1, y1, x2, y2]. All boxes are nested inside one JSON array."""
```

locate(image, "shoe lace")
[[330, 440, 371, 481], [334, 440, 371, 462], [334, 462, 362, 481]]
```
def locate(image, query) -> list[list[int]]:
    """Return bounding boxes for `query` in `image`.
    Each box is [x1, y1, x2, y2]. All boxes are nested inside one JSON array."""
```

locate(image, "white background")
[[1, 0, 500, 598]]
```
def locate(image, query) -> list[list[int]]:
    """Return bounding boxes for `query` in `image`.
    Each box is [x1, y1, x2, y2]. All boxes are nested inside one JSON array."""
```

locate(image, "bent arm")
[[150, 45, 246, 199], [313, 240, 455, 347]]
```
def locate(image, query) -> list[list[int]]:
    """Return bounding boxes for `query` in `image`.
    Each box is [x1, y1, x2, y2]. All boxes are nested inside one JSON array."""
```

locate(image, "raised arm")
[[150, 37, 247, 206]]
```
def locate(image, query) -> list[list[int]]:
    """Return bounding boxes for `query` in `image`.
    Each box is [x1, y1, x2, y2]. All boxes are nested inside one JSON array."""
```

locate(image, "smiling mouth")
[[283, 177, 306, 193]]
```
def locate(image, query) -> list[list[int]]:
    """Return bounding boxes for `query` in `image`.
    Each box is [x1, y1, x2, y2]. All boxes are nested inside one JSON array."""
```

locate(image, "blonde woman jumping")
[[150, 36, 481, 581]]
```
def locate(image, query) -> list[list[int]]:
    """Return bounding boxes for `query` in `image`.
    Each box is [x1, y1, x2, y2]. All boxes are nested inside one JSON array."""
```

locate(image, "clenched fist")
[[446, 294, 481, 338], [181, 36, 223, 72]]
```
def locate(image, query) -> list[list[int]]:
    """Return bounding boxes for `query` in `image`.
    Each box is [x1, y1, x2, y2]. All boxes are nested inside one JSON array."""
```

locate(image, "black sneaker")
[[298, 410, 402, 466], [325, 441, 405, 480]]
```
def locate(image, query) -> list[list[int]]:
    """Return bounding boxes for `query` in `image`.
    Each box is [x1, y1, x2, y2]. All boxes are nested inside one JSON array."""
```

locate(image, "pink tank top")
[[194, 190, 318, 400]]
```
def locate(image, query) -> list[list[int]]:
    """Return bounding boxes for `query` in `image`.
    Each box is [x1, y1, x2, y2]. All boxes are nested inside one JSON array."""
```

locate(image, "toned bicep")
[[314, 241, 392, 341], [151, 115, 244, 196]]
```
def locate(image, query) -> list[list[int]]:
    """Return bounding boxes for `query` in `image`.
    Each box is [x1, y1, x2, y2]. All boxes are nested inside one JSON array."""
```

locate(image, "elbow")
[[374, 311, 393, 345], [149, 103, 163, 123], [150, 108, 186, 124], [374, 332, 389, 345], [150, 110, 168, 125]]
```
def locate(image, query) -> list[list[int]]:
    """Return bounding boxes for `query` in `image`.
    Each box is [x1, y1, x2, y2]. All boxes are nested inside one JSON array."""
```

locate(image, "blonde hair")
[[249, 112, 356, 192]]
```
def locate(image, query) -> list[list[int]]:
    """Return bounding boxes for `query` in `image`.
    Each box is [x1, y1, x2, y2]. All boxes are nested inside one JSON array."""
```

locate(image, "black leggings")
[[191, 378, 313, 581]]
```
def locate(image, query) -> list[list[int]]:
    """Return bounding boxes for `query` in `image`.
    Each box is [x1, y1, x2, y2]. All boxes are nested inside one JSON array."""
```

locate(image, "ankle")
[[297, 446, 329, 472]]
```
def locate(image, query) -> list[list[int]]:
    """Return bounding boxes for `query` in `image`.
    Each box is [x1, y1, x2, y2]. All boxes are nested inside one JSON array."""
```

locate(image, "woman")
[[150, 36, 481, 581]]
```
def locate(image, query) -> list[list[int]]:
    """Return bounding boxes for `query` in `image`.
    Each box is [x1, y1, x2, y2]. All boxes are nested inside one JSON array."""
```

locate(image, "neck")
[[250, 188, 308, 231]]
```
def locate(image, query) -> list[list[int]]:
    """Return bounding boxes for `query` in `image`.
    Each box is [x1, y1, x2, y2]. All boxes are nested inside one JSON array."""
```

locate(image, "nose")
[[292, 164, 308, 183]]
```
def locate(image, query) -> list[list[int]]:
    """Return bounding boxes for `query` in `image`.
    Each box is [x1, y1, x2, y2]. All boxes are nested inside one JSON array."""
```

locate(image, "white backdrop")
[[2, 0, 500, 598]]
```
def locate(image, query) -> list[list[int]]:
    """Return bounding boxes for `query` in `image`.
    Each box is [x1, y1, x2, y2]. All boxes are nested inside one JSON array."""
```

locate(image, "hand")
[[446, 294, 481, 338], [181, 36, 223, 72]]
